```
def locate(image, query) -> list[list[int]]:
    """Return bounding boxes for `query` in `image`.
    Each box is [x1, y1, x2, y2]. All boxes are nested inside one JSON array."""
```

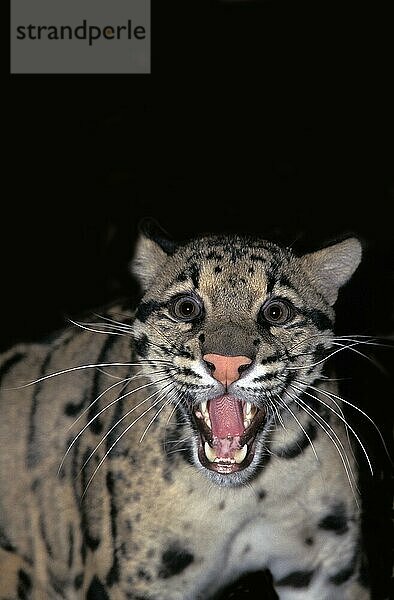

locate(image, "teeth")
[[245, 402, 253, 417], [234, 444, 248, 464], [200, 401, 212, 429], [204, 441, 217, 463]]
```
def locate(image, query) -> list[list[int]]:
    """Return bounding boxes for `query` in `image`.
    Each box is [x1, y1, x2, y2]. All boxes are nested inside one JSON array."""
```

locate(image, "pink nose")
[[203, 354, 252, 387]]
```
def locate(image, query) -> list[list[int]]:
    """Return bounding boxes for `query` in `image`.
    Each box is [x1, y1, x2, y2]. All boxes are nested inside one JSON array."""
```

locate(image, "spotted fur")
[[0, 229, 372, 599]]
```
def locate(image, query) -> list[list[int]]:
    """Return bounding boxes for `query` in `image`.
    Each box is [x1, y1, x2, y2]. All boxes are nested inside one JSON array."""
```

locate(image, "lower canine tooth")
[[234, 444, 248, 464], [204, 441, 217, 463]]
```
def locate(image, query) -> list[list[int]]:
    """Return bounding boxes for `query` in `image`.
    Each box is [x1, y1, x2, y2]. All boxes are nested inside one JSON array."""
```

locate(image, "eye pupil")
[[260, 299, 294, 325], [180, 301, 194, 316], [171, 295, 203, 321]]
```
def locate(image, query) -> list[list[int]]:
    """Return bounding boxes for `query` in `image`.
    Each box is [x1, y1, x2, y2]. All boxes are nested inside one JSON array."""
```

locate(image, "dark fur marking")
[[207, 251, 223, 260], [106, 471, 120, 586], [74, 573, 84, 589], [318, 503, 349, 535], [179, 366, 202, 378], [266, 271, 277, 294], [257, 489, 266, 501], [329, 548, 358, 585], [0, 351, 25, 385], [27, 350, 52, 468], [134, 334, 149, 358], [80, 449, 101, 553], [253, 371, 279, 383], [214, 266, 223, 273], [17, 569, 32, 600], [39, 514, 54, 558], [135, 300, 165, 323], [276, 570, 314, 587], [188, 263, 200, 288], [218, 501, 225, 510], [159, 543, 194, 578], [138, 568, 152, 581], [250, 254, 266, 263], [177, 272, 188, 282], [0, 528, 16, 552], [304, 309, 332, 331], [68, 524, 74, 568], [305, 537, 314, 546], [87, 576, 110, 600], [89, 336, 118, 434], [276, 420, 317, 459], [261, 355, 279, 365]]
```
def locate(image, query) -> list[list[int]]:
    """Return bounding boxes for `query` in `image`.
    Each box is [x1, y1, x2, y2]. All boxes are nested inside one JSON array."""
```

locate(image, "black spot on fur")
[[318, 503, 349, 535], [17, 569, 32, 600], [159, 543, 194, 578], [87, 576, 110, 600], [138, 569, 152, 581], [74, 573, 84, 589], [177, 271, 188, 282], [305, 537, 314, 546], [250, 254, 266, 263], [64, 401, 84, 416], [134, 334, 149, 358], [135, 300, 164, 323], [218, 501, 225, 510], [257, 489, 266, 501], [214, 265, 222, 273], [207, 251, 223, 260], [276, 570, 314, 587]]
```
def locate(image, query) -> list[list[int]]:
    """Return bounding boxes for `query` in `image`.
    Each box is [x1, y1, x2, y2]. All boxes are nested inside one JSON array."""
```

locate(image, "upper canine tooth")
[[204, 441, 217, 463], [234, 444, 248, 464], [201, 401, 208, 415], [245, 402, 253, 417]]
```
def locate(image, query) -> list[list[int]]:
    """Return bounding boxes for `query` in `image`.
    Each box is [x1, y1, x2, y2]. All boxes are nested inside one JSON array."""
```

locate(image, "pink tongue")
[[208, 395, 245, 438]]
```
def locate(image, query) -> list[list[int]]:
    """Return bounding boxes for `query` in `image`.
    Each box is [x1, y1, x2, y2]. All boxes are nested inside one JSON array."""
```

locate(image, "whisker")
[[295, 379, 393, 466], [274, 394, 319, 462], [331, 341, 388, 374], [139, 386, 180, 443], [68, 368, 173, 431], [290, 382, 374, 476], [59, 375, 174, 475], [286, 341, 373, 371], [8, 360, 174, 390], [81, 383, 173, 499], [285, 388, 360, 506], [68, 319, 129, 337]]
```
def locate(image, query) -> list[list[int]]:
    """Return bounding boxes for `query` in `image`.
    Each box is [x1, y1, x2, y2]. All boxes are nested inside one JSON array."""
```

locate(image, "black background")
[[6, 1, 393, 598]]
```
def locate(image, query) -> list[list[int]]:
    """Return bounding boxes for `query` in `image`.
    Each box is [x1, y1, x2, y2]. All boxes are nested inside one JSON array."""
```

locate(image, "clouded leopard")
[[0, 225, 378, 599]]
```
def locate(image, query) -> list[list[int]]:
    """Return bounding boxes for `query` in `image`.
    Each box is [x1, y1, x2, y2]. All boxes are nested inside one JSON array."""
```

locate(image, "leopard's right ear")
[[130, 219, 177, 291]]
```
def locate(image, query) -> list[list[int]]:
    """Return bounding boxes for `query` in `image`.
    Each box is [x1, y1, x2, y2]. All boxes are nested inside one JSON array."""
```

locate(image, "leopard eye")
[[170, 295, 203, 322], [259, 298, 294, 325]]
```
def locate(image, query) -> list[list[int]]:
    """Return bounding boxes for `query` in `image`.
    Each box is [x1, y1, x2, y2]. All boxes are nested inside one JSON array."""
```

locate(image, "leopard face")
[[130, 232, 361, 486]]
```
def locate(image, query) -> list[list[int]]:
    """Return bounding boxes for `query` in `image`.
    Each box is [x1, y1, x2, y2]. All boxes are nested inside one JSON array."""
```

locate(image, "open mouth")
[[193, 395, 266, 474]]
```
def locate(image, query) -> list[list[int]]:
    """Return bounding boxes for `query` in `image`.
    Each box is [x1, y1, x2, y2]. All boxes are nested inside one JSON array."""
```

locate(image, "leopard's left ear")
[[130, 219, 178, 292], [298, 237, 362, 305]]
